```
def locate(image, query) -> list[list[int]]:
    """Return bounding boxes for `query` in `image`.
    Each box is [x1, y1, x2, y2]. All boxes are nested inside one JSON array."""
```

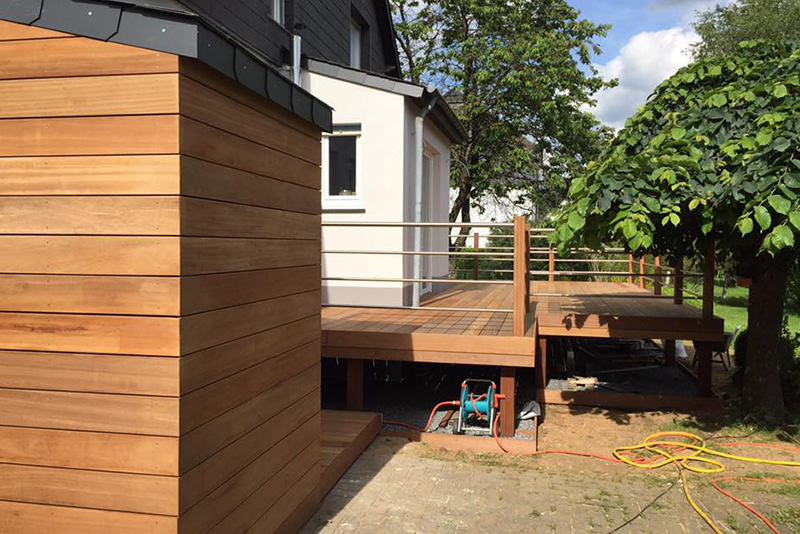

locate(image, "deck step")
[[319, 410, 382, 499]]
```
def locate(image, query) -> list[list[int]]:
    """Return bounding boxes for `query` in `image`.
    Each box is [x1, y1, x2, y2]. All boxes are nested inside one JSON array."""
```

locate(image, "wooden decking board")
[[318, 410, 381, 500], [322, 281, 724, 365]]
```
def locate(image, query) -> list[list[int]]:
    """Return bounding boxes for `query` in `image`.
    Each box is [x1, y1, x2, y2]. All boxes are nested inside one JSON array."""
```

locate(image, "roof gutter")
[[412, 92, 439, 307]]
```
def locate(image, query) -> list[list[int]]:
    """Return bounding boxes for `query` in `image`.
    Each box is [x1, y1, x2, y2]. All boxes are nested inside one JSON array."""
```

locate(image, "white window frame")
[[322, 126, 363, 211], [349, 18, 361, 69], [270, 0, 284, 24]]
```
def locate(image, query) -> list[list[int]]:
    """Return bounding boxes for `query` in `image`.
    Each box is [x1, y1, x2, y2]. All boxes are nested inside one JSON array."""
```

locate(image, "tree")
[[692, 0, 800, 59], [389, 0, 615, 242], [551, 41, 800, 420]]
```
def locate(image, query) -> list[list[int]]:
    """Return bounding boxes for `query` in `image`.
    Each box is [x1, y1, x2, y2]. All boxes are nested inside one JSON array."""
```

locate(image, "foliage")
[[389, 0, 616, 226], [551, 40, 800, 267], [692, 0, 800, 59], [789, 260, 800, 307], [734, 319, 800, 409]]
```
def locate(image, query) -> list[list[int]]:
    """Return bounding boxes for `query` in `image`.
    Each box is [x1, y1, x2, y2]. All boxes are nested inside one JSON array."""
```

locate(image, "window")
[[349, 18, 361, 69], [323, 125, 363, 210], [270, 0, 284, 24]]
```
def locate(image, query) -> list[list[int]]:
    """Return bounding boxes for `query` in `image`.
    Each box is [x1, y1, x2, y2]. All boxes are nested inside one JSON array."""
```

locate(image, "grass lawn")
[[663, 283, 800, 336]]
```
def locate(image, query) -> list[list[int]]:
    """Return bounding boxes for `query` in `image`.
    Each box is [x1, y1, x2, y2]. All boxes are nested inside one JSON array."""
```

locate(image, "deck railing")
[[321, 216, 717, 338]]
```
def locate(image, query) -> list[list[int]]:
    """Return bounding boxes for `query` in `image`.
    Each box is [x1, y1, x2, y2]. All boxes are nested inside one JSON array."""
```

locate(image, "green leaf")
[[790, 212, 800, 231], [671, 127, 686, 141], [738, 217, 754, 236], [622, 219, 637, 239], [771, 225, 795, 249], [754, 206, 772, 230], [669, 213, 680, 227], [773, 84, 788, 98], [773, 137, 791, 152], [756, 129, 773, 146], [709, 93, 728, 107], [567, 210, 586, 230], [689, 198, 700, 211], [786, 174, 800, 189], [708, 65, 722, 76], [767, 195, 792, 215]]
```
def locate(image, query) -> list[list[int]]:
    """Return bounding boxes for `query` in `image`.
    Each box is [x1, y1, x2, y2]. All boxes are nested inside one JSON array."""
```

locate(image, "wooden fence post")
[[674, 257, 684, 305], [628, 253, 634, 284], [473, 232, 480, 280], [639, 257, 646, 289], [513, 215, 527, 337], [548, 247, 555, 282], [654, 256, 662, 295]]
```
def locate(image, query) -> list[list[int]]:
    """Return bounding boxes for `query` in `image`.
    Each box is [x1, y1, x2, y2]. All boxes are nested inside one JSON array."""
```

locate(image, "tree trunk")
[[449, 183, 472, 250], [742, 251, 790, 421]]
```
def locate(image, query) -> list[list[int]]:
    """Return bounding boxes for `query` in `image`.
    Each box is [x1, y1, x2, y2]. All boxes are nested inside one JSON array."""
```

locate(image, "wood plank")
[[322, 346, 536, 367], [181, 197, 319, 239], [0, 20, 69, 41], [0, 115, 179, 157], [180, 365, 320, 471], [322, 330, 535, 356], [0, 37, 179, 80], [0, 155, 180, 196], [0, 500, 177, 534], [318, 410, 380, 499], [0, 274, 180, 315], [0, 312, 179, 356], [535, 388, 724, 411], [180, 290, 320, 354], [179, 57, 321, 140], [180, 156, 320, 215], [180, 116, 320, 190], [0, 463, 178, 515], [0, 388, 178, 435], [0, 196, 180, 235], [179, 75, 321, 165], [181, 266, 320, 315], [181, 237, 318, 275], [0, 74, 179, 118], [0, 236, 180, 275], [180, 341, 319, 433], [0, 426, 178, 475], [0, 350, 179, 395], [179, 418, 319, 532], [179, 392, 319, 508], [180, 316, 320, 394]]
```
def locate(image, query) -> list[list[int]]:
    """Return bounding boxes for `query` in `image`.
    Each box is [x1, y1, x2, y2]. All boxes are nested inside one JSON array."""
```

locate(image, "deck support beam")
[[695, 341, 713, 397], [664, 340, 677, 367], [346, 359, 364, 411], [500, 367, 516, 437], [536, 335, 548, 389]]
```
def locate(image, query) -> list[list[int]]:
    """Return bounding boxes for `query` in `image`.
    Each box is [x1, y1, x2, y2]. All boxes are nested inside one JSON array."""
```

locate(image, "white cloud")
[[588, 27, 698, 129]]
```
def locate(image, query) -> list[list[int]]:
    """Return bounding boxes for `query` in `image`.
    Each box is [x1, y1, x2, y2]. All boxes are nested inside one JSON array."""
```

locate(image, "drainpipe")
[[412, 92, 439, 307], [292, 34, 302, 85]]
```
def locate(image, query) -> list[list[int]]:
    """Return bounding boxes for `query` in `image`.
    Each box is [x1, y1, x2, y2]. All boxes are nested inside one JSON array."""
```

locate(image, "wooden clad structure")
[[0, 21, 322, 534]]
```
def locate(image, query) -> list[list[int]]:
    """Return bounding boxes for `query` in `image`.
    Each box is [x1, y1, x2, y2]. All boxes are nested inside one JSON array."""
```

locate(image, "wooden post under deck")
[[697, 243, 716, 397], [664, 340, 677, 367], [346, 359, 364, 411], [639, 257, 646, 289], [654, 256, 662, 295], [473, 232, 480, 280], [536, 334, 548, 389], [513, 215, 527, 337], [500, 367, 516, 437], [628, 254, 634, 284]]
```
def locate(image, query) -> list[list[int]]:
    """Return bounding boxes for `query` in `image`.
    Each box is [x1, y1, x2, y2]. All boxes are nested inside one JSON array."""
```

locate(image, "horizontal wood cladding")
[[179, 116, 320, 190], [0, 500, 177, 534], [0, 74, 179, 118], [180, 341, 319, 433], [0, 426, 178, 475], [179, 75, 320, 165], [179, 391, 319, 509], [0, 115, 180, 157], [0, 312, 179, 355], [180, 290, 320, 354], [180, 156, 319, 214], [0, 388, 179, 435], [0, 463, 178, 515], [0, 36, 179, 80], [179, 365, 320, 473], [179, 417, 319, 530], [181, 197, 319, 239], [181, 237, 319, 275], [181, 267, 320, 316], [0, 350, 179, 396], [0, 156, 181, 196], [0, 236, 180, 275], [180, 315, 320, 393]]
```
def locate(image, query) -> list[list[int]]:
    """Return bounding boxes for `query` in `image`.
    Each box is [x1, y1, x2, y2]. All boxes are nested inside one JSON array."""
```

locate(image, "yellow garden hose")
[[613, 432, 800, 534]]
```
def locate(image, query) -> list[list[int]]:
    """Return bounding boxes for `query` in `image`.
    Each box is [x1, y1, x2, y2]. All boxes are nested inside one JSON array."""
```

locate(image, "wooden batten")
[[0, 21, 323, 534]]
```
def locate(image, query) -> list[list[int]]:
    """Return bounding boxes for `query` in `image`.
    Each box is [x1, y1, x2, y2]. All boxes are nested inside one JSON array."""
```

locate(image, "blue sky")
[[571, 0, 728, 128]]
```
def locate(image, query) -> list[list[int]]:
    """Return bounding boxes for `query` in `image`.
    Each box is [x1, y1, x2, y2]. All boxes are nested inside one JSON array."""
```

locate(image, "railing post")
[[654, 256, 662, 295], [525, 225, 531, 311], [473, 232, 480, 280], [548, 247, 555, 282], [639, 257, 646, 289], [674, 257, 684, 305], [513, 215, 527, 336], [628, 253, 634, 284]]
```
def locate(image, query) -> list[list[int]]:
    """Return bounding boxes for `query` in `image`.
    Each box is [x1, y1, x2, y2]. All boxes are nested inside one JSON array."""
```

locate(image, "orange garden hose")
[[712, 476, 800, 534], [384, 400, 459, 433]]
